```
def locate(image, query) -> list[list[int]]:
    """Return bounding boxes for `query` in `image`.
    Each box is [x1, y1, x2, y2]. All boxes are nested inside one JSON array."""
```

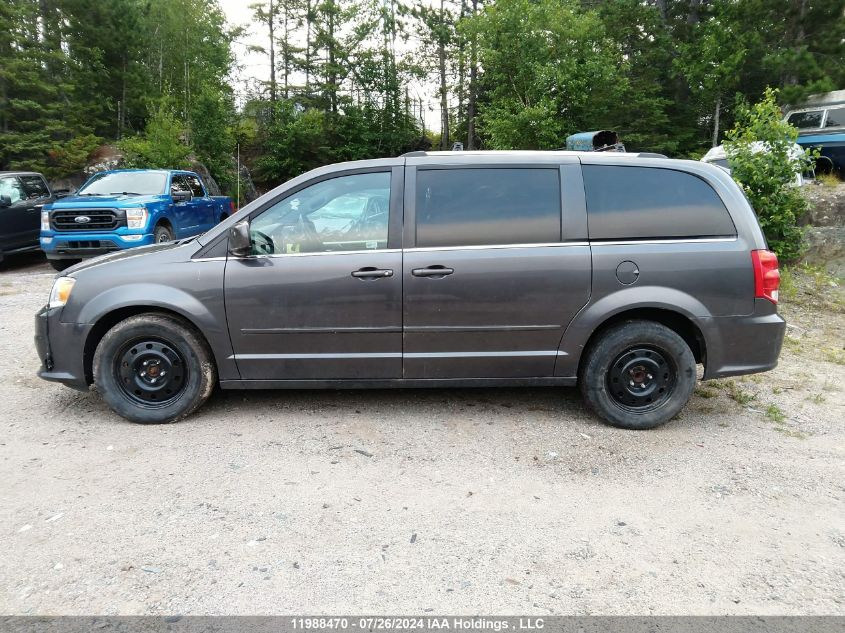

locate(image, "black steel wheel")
[[94, 313, 216, 424], [607, 346, 676, 412], [115, 338, 189, 407], [579, 320, 696, 430]]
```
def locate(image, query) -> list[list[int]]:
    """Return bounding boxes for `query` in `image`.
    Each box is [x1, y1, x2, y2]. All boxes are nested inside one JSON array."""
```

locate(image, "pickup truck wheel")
[[93, 314, 216, 424], [579, 320, 696, 430], [154, 224, 173, 243], [49, 259, 80, 272]]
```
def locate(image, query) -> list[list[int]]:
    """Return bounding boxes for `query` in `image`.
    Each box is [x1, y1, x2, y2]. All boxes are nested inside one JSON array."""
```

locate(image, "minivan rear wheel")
[[579, 320, 696, 429], [93, 313, 216, 424]]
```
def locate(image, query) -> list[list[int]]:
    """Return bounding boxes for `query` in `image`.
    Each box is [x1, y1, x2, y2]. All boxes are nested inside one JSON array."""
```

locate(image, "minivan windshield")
[[78, 172, 167, 196]]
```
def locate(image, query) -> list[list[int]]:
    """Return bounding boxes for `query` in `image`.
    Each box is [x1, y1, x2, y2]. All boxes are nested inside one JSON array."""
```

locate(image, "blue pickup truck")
[[40, 169, 234, 270]]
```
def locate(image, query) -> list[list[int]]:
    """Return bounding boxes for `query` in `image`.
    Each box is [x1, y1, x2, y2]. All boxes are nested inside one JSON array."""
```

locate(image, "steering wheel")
[[251, 229, 275, 255]]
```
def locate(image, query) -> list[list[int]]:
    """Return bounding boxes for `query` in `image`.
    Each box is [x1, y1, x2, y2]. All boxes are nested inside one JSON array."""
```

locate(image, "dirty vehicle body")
[[35, 152, 786, 429], [40, 169, 234, 271], [784, 90, 845, 178], [0, 171, 55, 264]]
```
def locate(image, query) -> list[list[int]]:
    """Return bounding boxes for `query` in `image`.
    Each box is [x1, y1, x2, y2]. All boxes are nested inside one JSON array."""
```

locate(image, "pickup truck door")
[[185, 174, 216, 230], [0, 176, 39, 250], [169, 174, 202, 238]]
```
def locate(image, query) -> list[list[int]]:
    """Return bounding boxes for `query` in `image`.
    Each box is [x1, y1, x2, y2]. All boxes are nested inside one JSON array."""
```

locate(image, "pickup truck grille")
[[51, 209, 124, 232]]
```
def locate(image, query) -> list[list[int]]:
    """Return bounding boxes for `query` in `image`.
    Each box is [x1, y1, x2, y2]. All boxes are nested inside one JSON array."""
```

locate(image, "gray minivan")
[[34, 151, 786, 429]]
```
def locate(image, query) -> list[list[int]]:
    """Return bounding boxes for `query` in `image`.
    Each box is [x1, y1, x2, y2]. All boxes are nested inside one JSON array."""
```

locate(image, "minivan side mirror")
[[0, 195, 11, 208], [172, 190, 192, 203], [228, 219, 252, 257]]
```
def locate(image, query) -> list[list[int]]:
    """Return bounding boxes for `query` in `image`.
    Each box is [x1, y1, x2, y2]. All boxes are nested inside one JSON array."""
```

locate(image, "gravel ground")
[[0, 253, 843, 615]]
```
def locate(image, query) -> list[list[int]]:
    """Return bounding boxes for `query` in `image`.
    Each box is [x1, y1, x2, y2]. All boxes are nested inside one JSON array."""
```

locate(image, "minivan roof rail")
[[401, 150, 668, 158]]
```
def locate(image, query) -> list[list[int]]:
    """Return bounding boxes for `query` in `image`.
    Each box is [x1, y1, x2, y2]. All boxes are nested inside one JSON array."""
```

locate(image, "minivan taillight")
[[751, 249, 780, 304]]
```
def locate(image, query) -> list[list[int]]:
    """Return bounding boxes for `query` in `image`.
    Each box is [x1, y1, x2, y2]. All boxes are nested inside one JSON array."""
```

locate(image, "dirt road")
[[1, 253, 843, 615]]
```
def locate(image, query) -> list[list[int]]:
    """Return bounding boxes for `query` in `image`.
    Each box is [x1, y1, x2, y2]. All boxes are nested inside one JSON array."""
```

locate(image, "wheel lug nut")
[[647, 374, 653, 380], [629, 380, 635, 387]]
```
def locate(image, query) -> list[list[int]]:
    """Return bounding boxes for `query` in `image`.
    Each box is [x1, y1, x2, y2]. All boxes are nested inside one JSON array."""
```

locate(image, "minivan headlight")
[[41, 210, 50, 231], [125, 207, 148, 229], [49, 277, 76, 308]]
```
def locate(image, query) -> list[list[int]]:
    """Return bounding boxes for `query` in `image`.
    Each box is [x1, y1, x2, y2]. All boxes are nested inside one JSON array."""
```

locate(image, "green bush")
[[723, 88, 814, 262], [119, 104, 191, 170]]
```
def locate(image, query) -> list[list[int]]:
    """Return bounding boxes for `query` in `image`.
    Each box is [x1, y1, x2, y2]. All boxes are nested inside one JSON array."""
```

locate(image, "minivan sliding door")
[[402, 162, 591, 379]]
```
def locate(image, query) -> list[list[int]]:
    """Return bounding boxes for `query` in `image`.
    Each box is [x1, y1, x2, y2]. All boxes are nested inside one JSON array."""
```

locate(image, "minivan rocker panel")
[[35, 152, 786, 429]]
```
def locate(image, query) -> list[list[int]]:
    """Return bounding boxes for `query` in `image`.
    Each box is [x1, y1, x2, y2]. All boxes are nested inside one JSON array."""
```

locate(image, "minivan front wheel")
[[580, 320, 696, 430], [93, 313, 216, 424]]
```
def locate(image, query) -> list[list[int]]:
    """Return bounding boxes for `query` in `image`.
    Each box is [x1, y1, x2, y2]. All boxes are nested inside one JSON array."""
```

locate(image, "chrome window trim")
[[205, 237, 738, 261], [590, 237, 738, 246], [222, 248, 402, 261], [405, 242, 588, 252]]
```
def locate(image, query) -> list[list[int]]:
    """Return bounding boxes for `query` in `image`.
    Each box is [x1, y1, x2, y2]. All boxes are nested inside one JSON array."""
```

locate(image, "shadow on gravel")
[[201, 385, 593, 423], [0, 251, 51, 274], [49, 384, 594, 429]]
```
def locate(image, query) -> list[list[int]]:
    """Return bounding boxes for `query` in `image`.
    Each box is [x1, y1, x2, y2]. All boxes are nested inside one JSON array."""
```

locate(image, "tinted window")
[[0, 177, 25, 204], [415, 168, 561, 247], [250, 172, 390, 255], [19, 175, 49, 198], [170, 175, 191, 197], [583, 165, 735, 240], [824, 107, 845, 128], [787, 110, 823, 129], [185, 174, 205, 197]]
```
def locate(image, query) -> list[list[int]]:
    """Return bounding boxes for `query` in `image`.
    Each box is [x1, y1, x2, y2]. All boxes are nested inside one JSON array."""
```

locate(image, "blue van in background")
[[784, 90, 845, 178], [41, 169, 233, 270]]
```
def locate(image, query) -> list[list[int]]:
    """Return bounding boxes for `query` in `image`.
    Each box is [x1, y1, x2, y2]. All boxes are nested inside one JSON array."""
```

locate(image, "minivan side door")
[[224, 167, 403, 381], [402, 159, 591, 379]]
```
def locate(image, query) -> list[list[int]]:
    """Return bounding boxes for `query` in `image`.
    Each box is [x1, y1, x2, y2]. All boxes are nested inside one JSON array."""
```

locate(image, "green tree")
[[120, 105, 192, 169], [471, 0, 623, 149], [724, 88, 813, 262]]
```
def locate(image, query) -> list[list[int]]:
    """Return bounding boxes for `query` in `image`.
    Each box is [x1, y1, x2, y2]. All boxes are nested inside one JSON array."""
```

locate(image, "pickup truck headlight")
[[48, 277, 76, 308], [125, 207, 148, 229], [41, 210, 50, 231]]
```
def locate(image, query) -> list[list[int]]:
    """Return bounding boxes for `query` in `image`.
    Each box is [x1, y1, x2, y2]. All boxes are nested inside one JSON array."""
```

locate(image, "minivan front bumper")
[[34, 306, 91, 391], [701, 299, 786, 379]]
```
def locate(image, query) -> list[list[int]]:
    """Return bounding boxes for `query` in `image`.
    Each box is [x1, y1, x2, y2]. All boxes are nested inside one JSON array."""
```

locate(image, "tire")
[[154, 224, 174, 243], [579, 320, 696, 430], [49, 259, 80, 272], [93, 313, 217, 424]]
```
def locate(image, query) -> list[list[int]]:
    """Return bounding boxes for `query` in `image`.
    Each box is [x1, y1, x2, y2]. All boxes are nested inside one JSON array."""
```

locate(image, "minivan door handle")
[[411, 265, 454, 278], [351, 267, 394, 279]]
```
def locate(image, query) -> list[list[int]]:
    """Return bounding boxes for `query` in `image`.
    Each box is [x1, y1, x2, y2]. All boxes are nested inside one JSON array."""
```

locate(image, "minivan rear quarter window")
[[582, 165, 736, 240], [415, 168, 561, 247]]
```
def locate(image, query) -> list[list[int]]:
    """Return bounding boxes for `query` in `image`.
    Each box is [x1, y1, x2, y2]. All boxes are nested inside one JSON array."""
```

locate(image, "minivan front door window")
[[250, 172, 390, 254]]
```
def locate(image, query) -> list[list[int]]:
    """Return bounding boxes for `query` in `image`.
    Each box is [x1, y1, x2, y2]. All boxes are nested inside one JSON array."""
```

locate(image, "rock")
[[141, 566, 161, 574], [804, 226, 845, 278], [354, 449, 373, 457]]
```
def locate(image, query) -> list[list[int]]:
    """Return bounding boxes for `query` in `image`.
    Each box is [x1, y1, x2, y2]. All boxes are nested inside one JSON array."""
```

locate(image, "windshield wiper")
[[110, 191, 144, 196], [79, 192, 103, 196]]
